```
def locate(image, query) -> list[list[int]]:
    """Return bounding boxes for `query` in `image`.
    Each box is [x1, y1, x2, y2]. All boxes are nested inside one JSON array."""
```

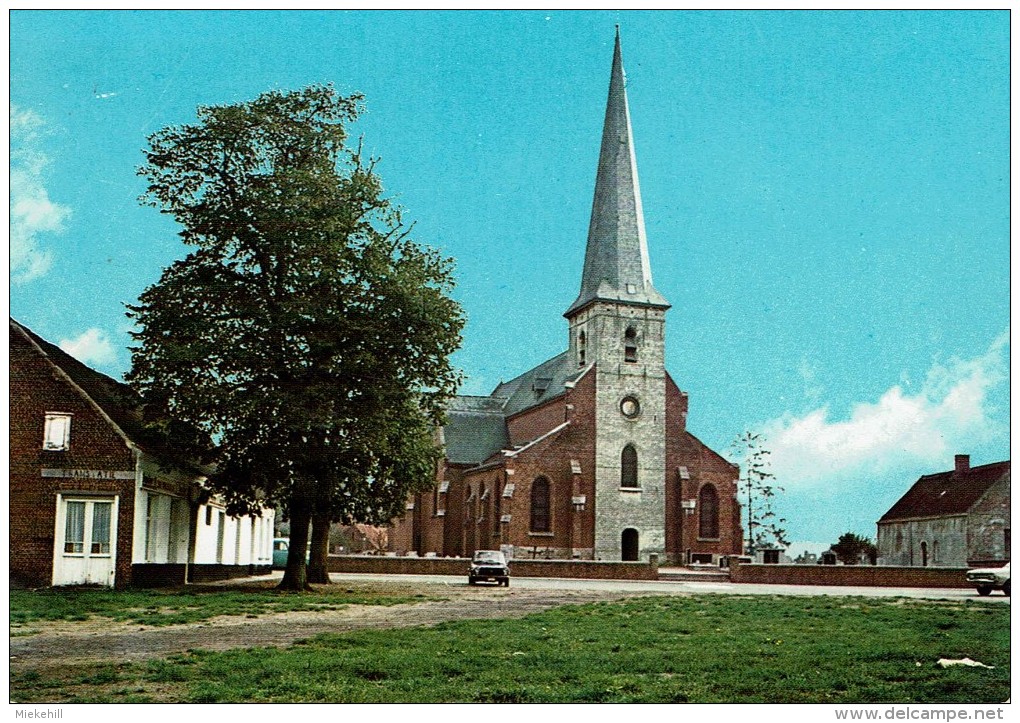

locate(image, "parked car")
[[469, 549, 510, 587], [965, 562, 1010, 596], [272, 538, 290, 569]]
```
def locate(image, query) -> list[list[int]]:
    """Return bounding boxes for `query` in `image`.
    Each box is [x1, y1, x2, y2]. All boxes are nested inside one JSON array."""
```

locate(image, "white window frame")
[[43, 413, 72, 451]]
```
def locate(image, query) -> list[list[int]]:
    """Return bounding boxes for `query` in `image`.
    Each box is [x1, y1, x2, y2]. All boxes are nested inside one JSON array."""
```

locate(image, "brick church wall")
[[507, 396, 567, 447], [502, 367, 598, 558], [664, 374, 742, 564], [676, 432, 742, 563]]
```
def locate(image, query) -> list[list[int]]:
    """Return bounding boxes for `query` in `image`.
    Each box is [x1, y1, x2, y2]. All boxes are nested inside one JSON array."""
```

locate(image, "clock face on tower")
[[620, 396, 640, 419]]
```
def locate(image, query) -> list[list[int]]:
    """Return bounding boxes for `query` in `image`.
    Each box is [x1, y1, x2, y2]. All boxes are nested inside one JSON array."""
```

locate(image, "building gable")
[[879, 459, 1010, 523]]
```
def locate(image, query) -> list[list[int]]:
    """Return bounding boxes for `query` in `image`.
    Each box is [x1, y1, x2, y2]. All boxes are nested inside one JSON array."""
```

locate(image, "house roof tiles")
[[878, 460, 1010, 522]]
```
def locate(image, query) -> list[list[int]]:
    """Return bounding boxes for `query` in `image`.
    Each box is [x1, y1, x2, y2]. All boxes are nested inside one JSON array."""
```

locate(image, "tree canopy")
[[831, 532, 878, 565], [126, 85, 464, 588]]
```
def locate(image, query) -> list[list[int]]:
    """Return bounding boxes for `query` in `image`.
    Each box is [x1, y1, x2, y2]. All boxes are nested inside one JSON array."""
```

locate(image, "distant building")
[[388, 31, 742, 564], [10, 318, 275, 588], [876, 455, 1010, 567]]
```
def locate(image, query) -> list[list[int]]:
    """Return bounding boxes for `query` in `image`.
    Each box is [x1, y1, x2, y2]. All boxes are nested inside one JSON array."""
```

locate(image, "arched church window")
[[530, 477, 551, 532], [920, 541, 928, 567], [698, 484, 719, 539], [621, 445, 638, 488], [578, 330, 586, 366], [624, 326, 638, 363]]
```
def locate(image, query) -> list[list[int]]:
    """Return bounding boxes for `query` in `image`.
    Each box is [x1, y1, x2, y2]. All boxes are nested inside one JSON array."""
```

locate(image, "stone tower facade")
[[389, 30, 743, 566]]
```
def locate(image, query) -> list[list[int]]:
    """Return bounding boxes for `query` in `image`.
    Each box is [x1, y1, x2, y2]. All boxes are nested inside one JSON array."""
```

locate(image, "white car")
[[965, 562, 1010, 597]]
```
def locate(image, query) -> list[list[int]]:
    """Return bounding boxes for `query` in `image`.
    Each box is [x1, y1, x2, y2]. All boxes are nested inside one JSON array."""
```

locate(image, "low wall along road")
[[729, 560, 972, 588], [328, 555, 658, 581]]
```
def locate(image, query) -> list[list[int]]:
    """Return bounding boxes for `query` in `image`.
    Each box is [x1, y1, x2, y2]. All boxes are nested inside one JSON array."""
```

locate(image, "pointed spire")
[[565, 28, 669, 318]]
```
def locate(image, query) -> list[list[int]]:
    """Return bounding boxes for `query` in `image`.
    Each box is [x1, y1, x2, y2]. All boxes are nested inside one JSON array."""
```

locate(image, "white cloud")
[[762, 331, 1009, 489], [10, 104, 70, 283], [59, 328, 117, 368]]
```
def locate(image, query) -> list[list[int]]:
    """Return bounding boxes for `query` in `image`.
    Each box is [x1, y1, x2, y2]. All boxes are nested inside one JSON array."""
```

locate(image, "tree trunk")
[[306, 511, 332, 584], [279, 504, 311, 591]]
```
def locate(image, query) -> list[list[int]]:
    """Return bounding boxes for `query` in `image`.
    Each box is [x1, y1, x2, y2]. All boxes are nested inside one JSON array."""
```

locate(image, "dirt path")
[[10, 587, 639, 671]]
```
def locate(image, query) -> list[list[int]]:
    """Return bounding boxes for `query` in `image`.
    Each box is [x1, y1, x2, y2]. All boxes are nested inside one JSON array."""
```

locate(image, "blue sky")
[[9, 10, 1009, 546]]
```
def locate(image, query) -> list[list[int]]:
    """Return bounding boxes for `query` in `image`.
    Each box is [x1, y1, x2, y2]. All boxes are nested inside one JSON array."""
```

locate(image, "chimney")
[[954, 454, 970, 477]]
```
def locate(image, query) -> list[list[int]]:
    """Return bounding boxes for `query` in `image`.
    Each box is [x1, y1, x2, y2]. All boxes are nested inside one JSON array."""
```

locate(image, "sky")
[[9, 10, 1010, 546]]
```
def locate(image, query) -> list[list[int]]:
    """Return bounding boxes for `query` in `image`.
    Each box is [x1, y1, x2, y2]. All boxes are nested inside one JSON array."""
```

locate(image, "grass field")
[[10, 594, 1009, 703], [10, 582, 438, 629]]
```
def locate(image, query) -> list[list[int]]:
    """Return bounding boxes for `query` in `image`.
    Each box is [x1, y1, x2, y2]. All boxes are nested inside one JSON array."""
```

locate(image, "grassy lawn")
[[10, 581, 438, 629], [11, 594, 1009, 703]]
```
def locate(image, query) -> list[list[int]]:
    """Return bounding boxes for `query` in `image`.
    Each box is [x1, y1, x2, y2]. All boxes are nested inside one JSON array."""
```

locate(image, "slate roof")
[[565, 28, 669, 317], [878, 460, 1010, 522], [491, 351, 587, 418], [443, 396, 511, 465], [441, 352, 589, 466], [11, 318, 210, 472]]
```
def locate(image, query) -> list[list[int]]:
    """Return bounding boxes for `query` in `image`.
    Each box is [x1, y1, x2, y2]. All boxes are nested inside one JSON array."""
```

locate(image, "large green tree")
[[127, 85, 463, 590]]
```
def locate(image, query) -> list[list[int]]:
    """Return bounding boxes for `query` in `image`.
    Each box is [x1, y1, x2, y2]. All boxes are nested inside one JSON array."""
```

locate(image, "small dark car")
[[469, 550, 510, 587]]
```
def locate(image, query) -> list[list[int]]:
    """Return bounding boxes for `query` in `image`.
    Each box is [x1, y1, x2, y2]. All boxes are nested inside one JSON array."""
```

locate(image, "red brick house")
[[877, 455, 1010, 568], [10, 318, 274, 588], [389, 32, 742, 564]]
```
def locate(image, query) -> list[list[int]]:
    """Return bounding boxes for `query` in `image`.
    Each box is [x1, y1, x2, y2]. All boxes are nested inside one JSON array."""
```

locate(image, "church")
[[389, 31, 742, 564]]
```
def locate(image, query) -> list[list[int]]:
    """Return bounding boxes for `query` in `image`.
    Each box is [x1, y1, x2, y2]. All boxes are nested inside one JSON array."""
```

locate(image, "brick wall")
[[729, 561, 972, 588], [674, 430, 742, 563], [506, 397, 568, 448], [10, 331, 138, 588], [328, 555, 657, 580]]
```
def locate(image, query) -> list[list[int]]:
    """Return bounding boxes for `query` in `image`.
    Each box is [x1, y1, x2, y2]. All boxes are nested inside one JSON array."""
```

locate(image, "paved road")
[[317, 571, 1011, 603]]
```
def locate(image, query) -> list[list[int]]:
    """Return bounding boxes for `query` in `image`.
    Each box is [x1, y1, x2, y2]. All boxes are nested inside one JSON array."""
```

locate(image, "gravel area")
[[9, 583, 640, 671]]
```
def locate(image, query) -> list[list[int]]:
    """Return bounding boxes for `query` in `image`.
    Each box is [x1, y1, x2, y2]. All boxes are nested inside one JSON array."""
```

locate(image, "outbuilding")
[[876, 454, 1010, 568]]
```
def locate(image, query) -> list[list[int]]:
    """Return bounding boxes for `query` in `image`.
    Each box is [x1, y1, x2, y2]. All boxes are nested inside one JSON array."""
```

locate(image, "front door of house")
[[53, 495, 118, 586]]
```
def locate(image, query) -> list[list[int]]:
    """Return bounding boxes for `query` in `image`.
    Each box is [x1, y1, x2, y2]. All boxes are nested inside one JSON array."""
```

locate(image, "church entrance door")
[[621, 528, 639, 561]]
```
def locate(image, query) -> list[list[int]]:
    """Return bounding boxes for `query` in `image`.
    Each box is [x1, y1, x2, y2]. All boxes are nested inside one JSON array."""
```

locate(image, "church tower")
[[565, 28, 671, 561]]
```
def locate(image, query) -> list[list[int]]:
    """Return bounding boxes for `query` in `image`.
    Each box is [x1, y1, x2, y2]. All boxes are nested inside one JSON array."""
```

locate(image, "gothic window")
[[699, 484, 719, 539], [578, 330, 586, 366], [530, 477, 551, 532], [920, 541, 928, 567], [624, 326, 638, 363], [621, 445, 638, 488]]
